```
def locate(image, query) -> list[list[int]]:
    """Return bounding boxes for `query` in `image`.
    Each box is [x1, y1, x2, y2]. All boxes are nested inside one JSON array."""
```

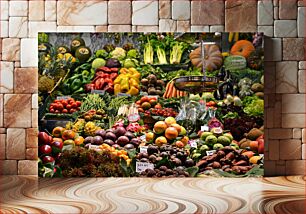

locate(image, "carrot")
[[165, 82, 173, 98], [179, 90, 184, 97], [163, 82, 170, 98], [176, 89, 180, 98], [171, 85, 176, 98]]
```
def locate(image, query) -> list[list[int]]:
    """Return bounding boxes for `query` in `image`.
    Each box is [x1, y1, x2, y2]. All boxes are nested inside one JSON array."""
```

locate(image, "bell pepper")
[[120, 68, 129, 74], [95, 78, 106, 90], [84, 84, 95, 92], [114, 84, 121, 95], [126, 86, 139, 96], [110, 73, 118, 81], [128, 67, 138, 74], [114, 74, 124, 85], [110, 68, 118, 73], [129, 78, 139, 88], [120, 77, 130, 92], [131, 71, 141, 79], [70, 79, 82, 92]]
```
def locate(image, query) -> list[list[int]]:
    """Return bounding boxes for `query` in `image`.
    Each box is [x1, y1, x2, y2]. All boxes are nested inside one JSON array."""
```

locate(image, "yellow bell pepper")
[[129, 78, 139, 88], [120, 68, 129, 74], [114, 74, 124, 85], [128, 67, 138, 74], [126, 86, 139, 96], [131, 72, 141, 79], [120, 77, 130, 92], [114, 84, 121, 95]]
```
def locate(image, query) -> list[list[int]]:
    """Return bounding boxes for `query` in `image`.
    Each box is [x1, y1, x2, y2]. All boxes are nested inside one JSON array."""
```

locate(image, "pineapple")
[[72, 119, 86, 134], [84, 122, 101, 136]]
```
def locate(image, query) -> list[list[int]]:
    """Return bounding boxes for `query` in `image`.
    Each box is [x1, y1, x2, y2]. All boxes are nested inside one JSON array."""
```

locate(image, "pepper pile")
[[85, 67, 118, 93], [114, 68, 141, 95], [61, 69, 94, 95]]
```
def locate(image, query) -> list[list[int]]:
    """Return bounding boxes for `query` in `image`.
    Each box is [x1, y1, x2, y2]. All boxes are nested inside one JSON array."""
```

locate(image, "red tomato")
[[61, 100, 68, 107], [54, 100, 60, 103], [66, 104, 72, 109], [70, 108, 76, 114], [62, 109, 68, 113], [55, 110, 60, 113], [57, 103, 64, 111], [49, 109, 55, 113], [53, 103, 59, 110], [76, 101, 81, 107], [71, 102, 78, 108]]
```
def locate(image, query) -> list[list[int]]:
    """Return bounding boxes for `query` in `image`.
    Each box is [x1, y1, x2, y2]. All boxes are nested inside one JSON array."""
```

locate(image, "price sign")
[[117, 93, 131, 97], [189, 140, 197, 148], [201, 125, 209, 132], [136, 162, 154, 173], [224, 55, 247, 70], [88, 145, 102, 152], [139, 146, 148, 153], [128, 113, 140, 122], [140, 135, 146, 141], [56, 95, 71, 100], [91, 90, 105, 95], [206, 150, 216, 156], [147, 95, 159, 100]]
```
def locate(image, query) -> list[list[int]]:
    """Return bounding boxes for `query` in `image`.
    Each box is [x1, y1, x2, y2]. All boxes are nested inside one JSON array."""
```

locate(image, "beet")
[[115, 127, 126, 138], [105, 132, 117, 141], [104, 139, 115, 146], [84, 136, 93, 144], [112, 144, 121, 149], [130, 138, 141, 147], [124, 143, 135, 150], [95, 129, 106, 139], [117, 136, 129, 147], [124, 131, 135, 140], [93, 136, 103, 145]]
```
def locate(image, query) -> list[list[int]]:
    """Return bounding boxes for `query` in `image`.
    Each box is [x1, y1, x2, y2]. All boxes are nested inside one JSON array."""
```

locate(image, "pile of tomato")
[[49, 98, 82, 114]]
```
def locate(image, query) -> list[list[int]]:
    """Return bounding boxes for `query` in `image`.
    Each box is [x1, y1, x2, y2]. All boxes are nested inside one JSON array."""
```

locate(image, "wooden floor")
[[0, 176, 305, 214]]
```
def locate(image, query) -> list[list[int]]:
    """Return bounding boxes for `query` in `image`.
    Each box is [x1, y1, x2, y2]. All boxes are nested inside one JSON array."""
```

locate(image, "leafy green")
[[230, 68, 263, 83], [243, 96, 264, 117], [185, 166, 199, 177], [222, 112, 239, 120]]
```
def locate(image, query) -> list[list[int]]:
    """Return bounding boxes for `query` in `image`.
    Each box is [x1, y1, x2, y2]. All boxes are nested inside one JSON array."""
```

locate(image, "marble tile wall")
[[0, 0, 305, 176]]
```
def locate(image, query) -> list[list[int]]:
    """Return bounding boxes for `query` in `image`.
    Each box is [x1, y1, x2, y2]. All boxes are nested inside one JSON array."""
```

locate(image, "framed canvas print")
[[37, 32, 264, 178]]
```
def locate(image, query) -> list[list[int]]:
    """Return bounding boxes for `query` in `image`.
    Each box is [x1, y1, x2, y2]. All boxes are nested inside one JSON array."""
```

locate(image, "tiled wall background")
[[0, 0, 305, 176]]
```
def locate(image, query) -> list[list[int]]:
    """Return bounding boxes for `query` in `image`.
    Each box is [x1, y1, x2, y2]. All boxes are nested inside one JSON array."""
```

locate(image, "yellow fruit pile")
[[114, 68, 141, 95], [99, 144, 131, 165]]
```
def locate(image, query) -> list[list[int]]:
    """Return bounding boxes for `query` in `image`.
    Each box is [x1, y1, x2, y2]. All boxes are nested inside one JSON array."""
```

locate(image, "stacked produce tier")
[[38, 32, 264, 177]]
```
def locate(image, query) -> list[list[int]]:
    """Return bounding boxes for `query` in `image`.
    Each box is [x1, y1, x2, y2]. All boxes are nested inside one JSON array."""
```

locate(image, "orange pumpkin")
[[230, 40, 255, 58], [189, 45, 223, 71]]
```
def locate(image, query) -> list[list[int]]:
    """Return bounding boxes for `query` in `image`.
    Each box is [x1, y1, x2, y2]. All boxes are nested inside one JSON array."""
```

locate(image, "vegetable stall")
[[38, 32, 264, 178]]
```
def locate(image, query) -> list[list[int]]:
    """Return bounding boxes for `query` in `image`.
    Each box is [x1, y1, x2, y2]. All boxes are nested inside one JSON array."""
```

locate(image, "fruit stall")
[[38, 32, 264, 178]]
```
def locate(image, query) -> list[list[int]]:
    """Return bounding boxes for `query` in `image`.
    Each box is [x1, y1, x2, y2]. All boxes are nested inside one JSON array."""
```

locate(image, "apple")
[[164, 117, 176, 126], [180, 126, 187, 136], [52, 138, 63, 143], [38, 132, 52, 145], [42, 155, 55, 164], [52, 127, 66, 138], [62, 130, 76, 141], [51, 141, 63, 154], [39, 145, 52, 155]]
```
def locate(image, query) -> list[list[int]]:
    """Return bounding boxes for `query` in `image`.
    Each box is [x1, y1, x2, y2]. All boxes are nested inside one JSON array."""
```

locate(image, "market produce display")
[[38, 32, 264, 178]]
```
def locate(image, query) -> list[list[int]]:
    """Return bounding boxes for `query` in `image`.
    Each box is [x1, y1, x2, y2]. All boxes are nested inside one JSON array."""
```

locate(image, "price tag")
[[91, 90, 105, 95], [136, 162, 154, 173], [56, 95, 71, 100], [128, 113, 140, 123], [139, 146, 148, 153], [88, 145, 101, 150], [147, 95, 159, 100], [117, 93, 131, 97], [140, 135, 146, 141], [201, 125, 209, 132], [189, 140, 197, 148], [206, 150, 216, 156]]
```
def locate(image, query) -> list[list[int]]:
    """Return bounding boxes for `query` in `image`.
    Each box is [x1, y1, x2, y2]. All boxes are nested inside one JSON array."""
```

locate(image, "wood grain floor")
[[0, 176, 305, 214]]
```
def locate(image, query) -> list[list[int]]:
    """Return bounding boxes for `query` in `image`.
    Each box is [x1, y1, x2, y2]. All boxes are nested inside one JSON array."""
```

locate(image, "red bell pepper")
[[110, 73, 118, 81], [110, 67, 118, 73]]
